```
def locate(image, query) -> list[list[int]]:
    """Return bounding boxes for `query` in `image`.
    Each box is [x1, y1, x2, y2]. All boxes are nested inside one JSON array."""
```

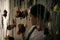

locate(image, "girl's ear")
[[36, 23, 42, 31]]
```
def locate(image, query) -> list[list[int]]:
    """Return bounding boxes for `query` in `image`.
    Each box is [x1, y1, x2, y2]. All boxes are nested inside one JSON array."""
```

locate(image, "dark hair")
[[4, 10, 7, 13], [30, 4, 45, 20], [44, 11, 50, 22], [30, 4, 50, 21]]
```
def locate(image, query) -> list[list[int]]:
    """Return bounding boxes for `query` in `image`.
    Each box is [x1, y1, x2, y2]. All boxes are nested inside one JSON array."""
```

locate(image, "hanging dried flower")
[[7, 25, 16, 30], [7, 25, 12, 30], [20, 9, 28, 18], [3, 10, 7, 18], [17, 24, 26, 35], [16, 8, 28, 18]]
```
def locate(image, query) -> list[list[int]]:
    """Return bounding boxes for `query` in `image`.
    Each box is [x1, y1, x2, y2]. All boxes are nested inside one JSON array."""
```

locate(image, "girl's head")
[[30, 4, 50, 31], [30, 4, 45, 25]]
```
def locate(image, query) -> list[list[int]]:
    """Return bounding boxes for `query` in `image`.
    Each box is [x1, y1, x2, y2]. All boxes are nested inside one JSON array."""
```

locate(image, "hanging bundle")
[[7, 25, 12, 30], [15, 8, 23, 18], [16, 9, 28, 18], [7, 19, 16, 30], [7, 25, 16, 30], [16, 10, 23, 18], [23, 9, 28, 17], [17, 24, 26, 35], [21, 11, 25, 18], [22, 9, 28, 18], [15, 8, 21, 17], [3, 10, 7, 18]]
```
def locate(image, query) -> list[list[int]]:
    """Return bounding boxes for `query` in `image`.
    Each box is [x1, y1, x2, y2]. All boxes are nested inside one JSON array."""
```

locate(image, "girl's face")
[[30, 14, 37, 25], [30, 13, 42, 31]]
